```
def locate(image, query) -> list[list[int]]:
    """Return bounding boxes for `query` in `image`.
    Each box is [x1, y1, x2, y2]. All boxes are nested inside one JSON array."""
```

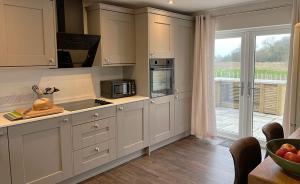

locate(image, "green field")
[[214, 68, 288, 80]]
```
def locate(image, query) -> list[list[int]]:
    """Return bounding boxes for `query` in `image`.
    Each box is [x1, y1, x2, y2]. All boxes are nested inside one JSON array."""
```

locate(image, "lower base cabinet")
[[8, 116, 72, 184], [0, 128, 11, 184], [117, 100, 149, 157], [150, 95, 175, 145], [174, 92, 192, 135], [73, 139, 116, 175]]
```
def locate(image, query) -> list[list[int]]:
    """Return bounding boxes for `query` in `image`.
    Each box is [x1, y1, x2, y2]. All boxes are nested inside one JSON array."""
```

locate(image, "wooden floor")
[[80, 136, 235, 184]]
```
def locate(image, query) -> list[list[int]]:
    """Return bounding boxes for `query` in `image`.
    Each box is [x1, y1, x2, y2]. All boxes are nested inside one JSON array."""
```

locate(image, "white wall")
[[215, 6, 293, 31], [0, 67, 123, 112], [205, 0, 293, 31]]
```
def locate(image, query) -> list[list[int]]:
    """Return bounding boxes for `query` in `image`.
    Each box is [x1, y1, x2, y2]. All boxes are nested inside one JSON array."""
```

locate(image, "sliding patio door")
[[214, 25, 291, 142]]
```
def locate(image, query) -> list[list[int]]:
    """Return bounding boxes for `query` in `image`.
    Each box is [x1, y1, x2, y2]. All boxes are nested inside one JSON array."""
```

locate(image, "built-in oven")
[[150, 58, 174, 98]]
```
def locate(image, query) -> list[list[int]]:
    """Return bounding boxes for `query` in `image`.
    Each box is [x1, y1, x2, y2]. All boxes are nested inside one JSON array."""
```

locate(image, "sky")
[[215, 34, 290, 57]]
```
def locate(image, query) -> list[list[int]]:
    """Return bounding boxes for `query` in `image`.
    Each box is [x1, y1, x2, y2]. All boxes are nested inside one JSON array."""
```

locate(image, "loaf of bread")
[[32, 98, 53, 111]]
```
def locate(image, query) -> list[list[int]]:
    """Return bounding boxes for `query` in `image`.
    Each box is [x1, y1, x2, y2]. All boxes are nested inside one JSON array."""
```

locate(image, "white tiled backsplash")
[[0, 67, 123, 112]]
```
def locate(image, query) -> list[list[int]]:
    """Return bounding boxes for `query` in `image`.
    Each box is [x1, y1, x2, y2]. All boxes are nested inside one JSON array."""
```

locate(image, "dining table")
[[248, 128, 300, 184]]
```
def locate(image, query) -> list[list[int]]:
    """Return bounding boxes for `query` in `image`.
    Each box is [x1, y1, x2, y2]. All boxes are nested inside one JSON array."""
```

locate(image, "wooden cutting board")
[[15, 105, 64, 119]]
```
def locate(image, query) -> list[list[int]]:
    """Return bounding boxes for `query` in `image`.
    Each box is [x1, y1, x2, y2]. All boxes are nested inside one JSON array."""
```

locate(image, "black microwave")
[[100, 80, 136, 99]]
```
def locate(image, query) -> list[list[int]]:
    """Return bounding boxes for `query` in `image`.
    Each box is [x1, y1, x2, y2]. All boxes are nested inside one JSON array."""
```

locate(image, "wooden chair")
[[229, 137, 262, 184], [262, 122, 284, 158]]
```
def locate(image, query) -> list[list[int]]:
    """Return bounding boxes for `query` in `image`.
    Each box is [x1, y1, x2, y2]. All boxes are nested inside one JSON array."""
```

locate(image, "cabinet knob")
[[150, 100, 155, 104], [95, 147, 100, 152], [118, 106, 124, 111], [94, 124, 99, 128], [49, 58, 55, 64], [93, 113, 99, 118], [63, 118, 69, 123], [104, 58, 110, 64], [175, 95, 179, 99], [150, 53, 155, 58]]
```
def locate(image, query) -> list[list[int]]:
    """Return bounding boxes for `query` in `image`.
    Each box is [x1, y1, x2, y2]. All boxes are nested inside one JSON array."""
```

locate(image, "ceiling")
[[85, 0, 262, 13]]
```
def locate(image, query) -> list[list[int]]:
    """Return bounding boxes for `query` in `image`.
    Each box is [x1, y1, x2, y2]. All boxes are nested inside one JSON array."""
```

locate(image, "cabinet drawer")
[[72, 106, 116, 125], [73, 117, 116, 150], [73, 139, 116, 175]]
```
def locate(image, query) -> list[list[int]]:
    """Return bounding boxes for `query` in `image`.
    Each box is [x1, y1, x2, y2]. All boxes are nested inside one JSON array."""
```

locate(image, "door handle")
[[247, 82, 257, 97], [234, 82, 244, 96]]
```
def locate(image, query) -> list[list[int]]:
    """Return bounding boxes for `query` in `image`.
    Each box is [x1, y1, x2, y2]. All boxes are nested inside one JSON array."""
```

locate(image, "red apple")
[[297, 150, 300, 156], [281, 143, 298, 154], [276, 148, 288, 158], [283, 152, 300, 163]]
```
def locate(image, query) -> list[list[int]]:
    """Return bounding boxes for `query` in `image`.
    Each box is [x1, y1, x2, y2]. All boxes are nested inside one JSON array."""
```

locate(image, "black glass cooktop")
[[59, 99, 112, 111]]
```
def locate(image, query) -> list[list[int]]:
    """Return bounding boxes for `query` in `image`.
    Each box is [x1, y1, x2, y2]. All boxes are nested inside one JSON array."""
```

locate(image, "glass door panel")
[[251, 33, 290, 141], [214, 37, 243, 137]]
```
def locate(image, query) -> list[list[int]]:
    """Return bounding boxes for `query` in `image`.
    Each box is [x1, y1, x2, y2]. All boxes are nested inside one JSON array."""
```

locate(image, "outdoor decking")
[[216, 107, 283, 141]]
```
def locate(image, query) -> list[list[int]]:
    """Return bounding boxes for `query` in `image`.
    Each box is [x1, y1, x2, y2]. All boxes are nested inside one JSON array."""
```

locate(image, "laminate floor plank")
[[80, 136, 235, 184]]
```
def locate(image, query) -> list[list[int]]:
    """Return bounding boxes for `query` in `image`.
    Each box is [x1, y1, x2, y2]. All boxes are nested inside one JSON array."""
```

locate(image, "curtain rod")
[[212, 3, 292, 18]]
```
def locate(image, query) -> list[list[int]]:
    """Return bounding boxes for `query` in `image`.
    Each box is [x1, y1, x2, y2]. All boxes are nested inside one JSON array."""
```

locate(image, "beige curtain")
[[283, 0, 300, 135], [191, 15, 216, 138]]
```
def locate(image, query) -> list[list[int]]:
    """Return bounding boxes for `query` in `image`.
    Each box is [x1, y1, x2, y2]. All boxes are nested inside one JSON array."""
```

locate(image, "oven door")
[[150, 67, 174, 98]]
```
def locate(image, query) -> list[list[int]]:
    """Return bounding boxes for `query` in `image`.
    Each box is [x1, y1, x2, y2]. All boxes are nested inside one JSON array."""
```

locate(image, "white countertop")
[[0, 96, 149, 128]]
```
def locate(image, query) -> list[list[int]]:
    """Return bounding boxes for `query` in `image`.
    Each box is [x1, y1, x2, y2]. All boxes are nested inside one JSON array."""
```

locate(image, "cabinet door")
[[0, 0, 56, 66], [174, 19, 194, 93], [150, 95, 174, 145], [174, 92, 192, 135], [149, 13, 174, 58], [0, 128, 11, 184], [101, 9, 135, 66], [8, 116, 72, 184], [117, 100, 149, 157]]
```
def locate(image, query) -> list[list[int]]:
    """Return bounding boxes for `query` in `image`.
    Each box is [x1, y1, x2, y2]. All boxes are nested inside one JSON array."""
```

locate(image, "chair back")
[[262, 122, 284, 158], [229, 137, 261, 184]]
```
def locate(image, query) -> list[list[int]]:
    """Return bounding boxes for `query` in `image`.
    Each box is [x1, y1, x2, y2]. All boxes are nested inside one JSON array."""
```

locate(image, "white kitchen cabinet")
[[87, 4, 135, 66], [173, 18, 193, 136], [174, 18, 194, 93], [149, 95, 175, 145], [0, 128, 11, 184], [117, 100, 149, 157], [0, 0, 56, 67], [174, 92, 192, 135], [149, 13, 174, 58], [71, 106, 117, 175], [72, 117, 116, 151], [73, 139, 116, 175], [8, 116, 72, 184]]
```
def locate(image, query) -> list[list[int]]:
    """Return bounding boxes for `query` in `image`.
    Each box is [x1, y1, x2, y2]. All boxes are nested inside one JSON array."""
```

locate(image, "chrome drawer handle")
[[95, 147, 100, 152], [49, 58, 55, 64], [63, 119, 69, 123], [118, 106, 124, 111], [93, 113, 99, 118]]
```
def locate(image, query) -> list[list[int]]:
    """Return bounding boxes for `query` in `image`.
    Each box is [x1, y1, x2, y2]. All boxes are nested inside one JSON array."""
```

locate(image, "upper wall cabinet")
[[149, 13, 174, 59], [174, 18, 194, 93], [0, 0, 56, 67], [87, 4, 136, 66]]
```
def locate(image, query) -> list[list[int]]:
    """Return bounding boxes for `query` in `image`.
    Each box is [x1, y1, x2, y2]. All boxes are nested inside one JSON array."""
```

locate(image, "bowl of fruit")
[[266, 139, 300, 176]]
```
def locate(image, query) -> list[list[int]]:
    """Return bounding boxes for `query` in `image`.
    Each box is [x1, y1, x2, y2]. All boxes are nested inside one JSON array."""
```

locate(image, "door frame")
[[215, 24, 291, 141], [246, 25, 291, 142]]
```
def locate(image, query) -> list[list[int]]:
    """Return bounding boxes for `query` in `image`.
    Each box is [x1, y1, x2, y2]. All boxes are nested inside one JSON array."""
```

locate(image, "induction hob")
[[59, 99, 112, 111]]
